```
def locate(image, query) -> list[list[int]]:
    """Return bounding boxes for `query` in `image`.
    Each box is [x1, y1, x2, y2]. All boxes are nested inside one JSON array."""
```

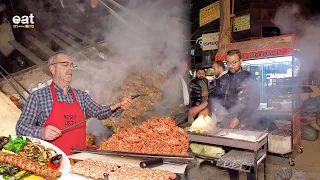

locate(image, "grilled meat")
[[86, 134, 95, 146], [71, 159, 175, 180], [0, 136, 9, 149], [127, 75, 163, 100], [120, 85, 138, 97], [0, 152, 61, 180], [134, 69, 166, 85], [99, 117, 189, 156], [108, 164, 176, 180], [104, 69, 165, 132], [71, 158, 118, 179], [129, 66, 166, 84], [102, 116, 135, 132]]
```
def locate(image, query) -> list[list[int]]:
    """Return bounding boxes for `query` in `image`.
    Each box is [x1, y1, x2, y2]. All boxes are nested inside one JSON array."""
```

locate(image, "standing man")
[[162, 56, 191, 126], [209, 50, 260, 180], [16, 53, 133, 155], [188, 68, 209, 118], [212, 60, 228, 80]]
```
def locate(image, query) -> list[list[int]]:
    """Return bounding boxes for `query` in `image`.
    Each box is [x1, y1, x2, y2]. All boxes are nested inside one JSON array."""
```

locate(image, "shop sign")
[[202, 32, 220, 51], [196, 36, 203, 47], [215, 34, 296, 61], [199, 1, 220, 27], [233, 14, 250, 32], [241, 49, 284, 60]]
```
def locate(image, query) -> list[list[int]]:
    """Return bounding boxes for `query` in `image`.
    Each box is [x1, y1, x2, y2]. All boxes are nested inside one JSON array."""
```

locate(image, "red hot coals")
[[99, 117, 189, 156]]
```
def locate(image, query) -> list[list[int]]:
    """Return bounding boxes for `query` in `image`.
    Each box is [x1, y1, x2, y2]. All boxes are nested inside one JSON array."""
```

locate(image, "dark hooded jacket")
[[209, 70, 260, 129], [189, 78, 209, 107]]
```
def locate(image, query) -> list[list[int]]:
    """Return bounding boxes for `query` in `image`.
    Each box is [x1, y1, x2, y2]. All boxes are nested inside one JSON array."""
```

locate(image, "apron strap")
[[51, 83, 79, 105], [70, 88, 77, 102], [50, 83, 58, 103]]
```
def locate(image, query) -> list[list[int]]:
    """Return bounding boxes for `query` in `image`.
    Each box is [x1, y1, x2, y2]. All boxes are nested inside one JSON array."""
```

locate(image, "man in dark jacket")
[[210, 50, 260, 129], [188, 68, 210, 118], [209, 49, 260, 180]]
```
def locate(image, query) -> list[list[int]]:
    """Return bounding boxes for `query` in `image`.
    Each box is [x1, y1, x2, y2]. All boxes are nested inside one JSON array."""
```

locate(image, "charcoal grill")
[[188, 128, 268, 180], [216, 150, 266, 171]]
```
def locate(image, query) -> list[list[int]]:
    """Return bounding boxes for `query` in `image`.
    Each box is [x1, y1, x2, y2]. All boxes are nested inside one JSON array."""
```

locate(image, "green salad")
[[2, 135, 30, 153]]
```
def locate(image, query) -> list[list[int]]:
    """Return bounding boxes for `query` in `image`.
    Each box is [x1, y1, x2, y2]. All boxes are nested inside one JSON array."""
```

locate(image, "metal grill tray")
[[72, 148, 196, 164], [216, 150, 265, 172], [189, 129, 268, 143]]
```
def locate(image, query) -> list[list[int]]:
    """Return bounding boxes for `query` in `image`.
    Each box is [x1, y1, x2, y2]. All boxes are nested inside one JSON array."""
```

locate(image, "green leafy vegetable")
[[3, 136, 30, 153], [3, 175, 11, 180]]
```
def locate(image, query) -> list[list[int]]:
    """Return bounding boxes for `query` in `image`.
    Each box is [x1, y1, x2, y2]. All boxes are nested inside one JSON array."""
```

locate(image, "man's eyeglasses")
[[226, 60, 239, 66], [50, 61, 77, 69]]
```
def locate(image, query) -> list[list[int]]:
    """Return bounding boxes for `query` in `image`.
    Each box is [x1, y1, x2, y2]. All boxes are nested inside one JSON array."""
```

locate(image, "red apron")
[[43, 83, 86, 155]]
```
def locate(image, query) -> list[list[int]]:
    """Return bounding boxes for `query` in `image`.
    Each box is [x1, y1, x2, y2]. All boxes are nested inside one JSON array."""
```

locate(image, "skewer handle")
[[61, 119, 87, 133], [140, 158, 163, 168]]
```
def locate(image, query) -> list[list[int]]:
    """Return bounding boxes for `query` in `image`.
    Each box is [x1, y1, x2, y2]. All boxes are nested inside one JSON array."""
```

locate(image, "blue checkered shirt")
[[16, 83, 123, 139]]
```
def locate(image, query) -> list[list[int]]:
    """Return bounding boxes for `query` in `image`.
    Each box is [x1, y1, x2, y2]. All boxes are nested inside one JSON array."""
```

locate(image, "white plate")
[[0, 136, 70, 179]]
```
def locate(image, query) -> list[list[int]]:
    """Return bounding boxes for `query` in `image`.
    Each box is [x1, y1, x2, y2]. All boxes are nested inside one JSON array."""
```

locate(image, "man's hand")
[[202, 91, 208, 97], [120, 97, 133, 110], [110, 97, 133, 111], [229, 117, 239, 129], [90, 0, 99, 8], [199, 108, 209, 117], [188, 106, 199, 118], [41, 125, 62, 141], [188, 101, 208, 118]]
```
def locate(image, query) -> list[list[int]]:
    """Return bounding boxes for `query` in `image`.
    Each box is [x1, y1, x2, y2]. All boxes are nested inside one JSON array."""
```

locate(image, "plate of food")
[[0, 135, 70, 180]]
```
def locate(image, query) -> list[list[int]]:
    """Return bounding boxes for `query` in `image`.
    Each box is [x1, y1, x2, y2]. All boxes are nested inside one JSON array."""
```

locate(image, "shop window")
[[205, 55, 211, 65], [195, 56, 202, 66]]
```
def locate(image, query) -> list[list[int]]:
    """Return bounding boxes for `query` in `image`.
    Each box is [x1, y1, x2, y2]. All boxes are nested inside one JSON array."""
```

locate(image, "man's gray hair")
[[48, 54, 57, 65], [48, 52, 68, 65]]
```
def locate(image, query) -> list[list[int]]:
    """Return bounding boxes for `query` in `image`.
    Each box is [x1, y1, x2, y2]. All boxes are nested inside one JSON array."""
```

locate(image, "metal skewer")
[[99, 0, 136, 31], [61, 94, 142, 133], [100, 0, 149, 27], [0, 68, 27, 101], [0, 65, 31, 95]]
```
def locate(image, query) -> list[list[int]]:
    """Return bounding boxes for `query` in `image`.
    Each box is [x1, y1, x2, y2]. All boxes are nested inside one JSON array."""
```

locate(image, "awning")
[[215, 34, 296, 61]]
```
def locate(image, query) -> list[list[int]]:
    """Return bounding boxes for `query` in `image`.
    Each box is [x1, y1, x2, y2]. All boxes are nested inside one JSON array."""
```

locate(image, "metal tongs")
[[60, 94, 142, 134]]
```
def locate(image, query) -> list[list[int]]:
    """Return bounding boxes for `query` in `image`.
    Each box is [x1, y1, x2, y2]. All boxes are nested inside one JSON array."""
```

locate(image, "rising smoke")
[[21, 0, 190, 104], [69, 0, 190, 104], [272, 3, 320, 81]]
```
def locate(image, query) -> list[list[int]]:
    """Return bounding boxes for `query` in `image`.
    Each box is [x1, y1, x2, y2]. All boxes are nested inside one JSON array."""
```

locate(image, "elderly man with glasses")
[[16, 53, 133, 155]]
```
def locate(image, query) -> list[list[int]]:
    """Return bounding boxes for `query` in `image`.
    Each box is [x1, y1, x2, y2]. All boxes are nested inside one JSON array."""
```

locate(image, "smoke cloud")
[[68, 0, 190, 105], [272, 3, 320, 80], [68, 0, 190, 136]]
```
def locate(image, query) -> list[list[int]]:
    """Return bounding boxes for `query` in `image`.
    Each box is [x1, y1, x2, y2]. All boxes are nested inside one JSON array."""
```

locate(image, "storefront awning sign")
[[202, 32, 220, 51]]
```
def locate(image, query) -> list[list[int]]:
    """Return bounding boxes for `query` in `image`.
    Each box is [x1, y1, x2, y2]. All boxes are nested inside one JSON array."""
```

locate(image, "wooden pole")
[[219, 0, 231, 48]]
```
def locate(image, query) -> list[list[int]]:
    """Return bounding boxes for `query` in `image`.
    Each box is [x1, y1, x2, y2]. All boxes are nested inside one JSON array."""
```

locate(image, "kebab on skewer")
[[71, 158, 176, 180]]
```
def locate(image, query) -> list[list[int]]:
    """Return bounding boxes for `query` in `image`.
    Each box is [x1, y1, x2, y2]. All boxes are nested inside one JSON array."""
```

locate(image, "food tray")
[[274, 120, 291, 131], [192, 129, 267, 143]]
